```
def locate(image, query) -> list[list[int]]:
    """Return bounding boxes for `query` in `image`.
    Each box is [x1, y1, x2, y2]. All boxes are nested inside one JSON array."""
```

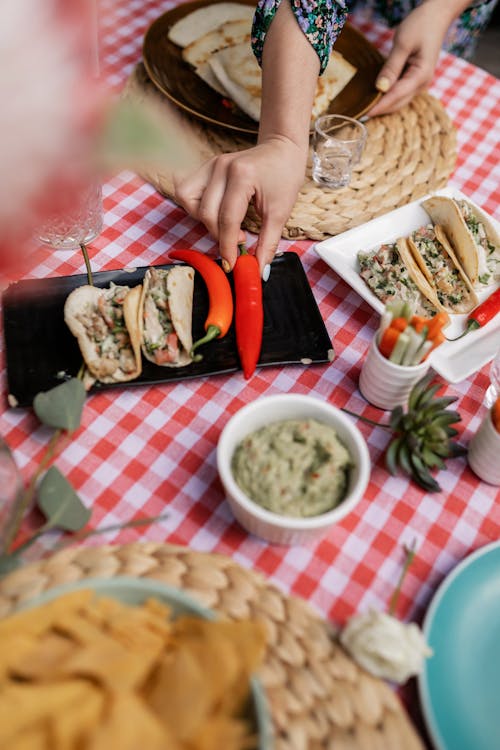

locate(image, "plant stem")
[[1, 430, 64, 554], [340, 407, 391, 429], [388, 539, 417, 616], [54, 514, 170, 549], [80, 243, 93, 285]]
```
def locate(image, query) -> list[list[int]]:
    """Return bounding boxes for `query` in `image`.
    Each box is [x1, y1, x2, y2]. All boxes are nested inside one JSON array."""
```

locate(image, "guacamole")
[[231, 419, 352, 518]]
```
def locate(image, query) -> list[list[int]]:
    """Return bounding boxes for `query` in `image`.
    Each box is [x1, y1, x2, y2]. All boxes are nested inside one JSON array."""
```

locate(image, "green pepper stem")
[[446, 318, 480, 342], [238, 243, 248, 255], [190, 324, 221, 361]]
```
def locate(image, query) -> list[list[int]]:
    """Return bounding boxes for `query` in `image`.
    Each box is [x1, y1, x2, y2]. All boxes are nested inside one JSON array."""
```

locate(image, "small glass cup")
[[36, 177, 103, 250], [312, 114, 367, 189]]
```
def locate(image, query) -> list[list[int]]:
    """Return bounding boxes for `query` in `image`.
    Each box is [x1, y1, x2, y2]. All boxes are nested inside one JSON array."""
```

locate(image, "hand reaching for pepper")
[[173, 136, 307, 277]]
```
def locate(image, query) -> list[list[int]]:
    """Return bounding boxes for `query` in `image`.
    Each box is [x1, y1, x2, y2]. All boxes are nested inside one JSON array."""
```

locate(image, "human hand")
[[173, 136, 306, 275], [368, 1, 452, 116]]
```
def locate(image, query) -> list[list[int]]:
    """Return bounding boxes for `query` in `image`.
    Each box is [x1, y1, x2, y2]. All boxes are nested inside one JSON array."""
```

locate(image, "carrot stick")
[[427, 312, 450, 340], [390, 317, 409, 332], [379, 326, 401, 358], [410, 315, 430, 334]]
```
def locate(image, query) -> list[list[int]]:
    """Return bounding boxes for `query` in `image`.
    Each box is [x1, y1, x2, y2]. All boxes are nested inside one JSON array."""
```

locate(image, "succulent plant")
[[343, 373, 466, 492]]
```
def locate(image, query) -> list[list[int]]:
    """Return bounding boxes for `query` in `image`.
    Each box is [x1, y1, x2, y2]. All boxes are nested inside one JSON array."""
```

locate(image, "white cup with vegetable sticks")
[[359, 301, 449, 410]]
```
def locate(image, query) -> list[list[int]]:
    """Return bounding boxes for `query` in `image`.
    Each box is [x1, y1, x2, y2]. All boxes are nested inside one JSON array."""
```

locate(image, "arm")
[[369, 0, 475, 116], [174, 1, 346, 275]]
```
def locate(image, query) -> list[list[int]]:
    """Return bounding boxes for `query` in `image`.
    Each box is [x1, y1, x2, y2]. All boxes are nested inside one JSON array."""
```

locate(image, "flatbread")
[[312, 51, 357, 119], [139, 266, 194, 367], [209, 44, 261, 121], [423, 196, 500, 287], [208, 42, 357, 123], [168, 3, 254, 47], [182, 19, 251, 97], [64, 284, 142, 383]]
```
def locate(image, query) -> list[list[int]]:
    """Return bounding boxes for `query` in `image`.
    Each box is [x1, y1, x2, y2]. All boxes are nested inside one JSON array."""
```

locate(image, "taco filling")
[[64, 283, 142, 383], [456, 199, 500, 284], [409, 225, 477, 313], [140, 266, 194, 367], [358, 242, 439, 317]]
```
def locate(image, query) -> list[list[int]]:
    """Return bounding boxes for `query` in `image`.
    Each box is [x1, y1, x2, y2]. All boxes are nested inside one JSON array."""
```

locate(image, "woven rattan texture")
[[0, 543, 424, 750], [125, 64, 456, 241]]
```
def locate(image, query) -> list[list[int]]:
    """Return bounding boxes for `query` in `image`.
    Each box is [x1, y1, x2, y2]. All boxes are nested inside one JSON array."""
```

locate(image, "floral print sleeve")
[[251, 0, 348, 74]]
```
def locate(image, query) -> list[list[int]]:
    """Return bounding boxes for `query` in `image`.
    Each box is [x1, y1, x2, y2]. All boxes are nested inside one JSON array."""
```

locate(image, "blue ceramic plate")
[[16, 576, 272, 750], [418, 541, 500, 750]]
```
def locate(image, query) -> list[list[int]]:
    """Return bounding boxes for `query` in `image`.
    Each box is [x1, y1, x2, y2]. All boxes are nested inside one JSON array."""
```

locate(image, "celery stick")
[[402, 327, 425, 366], [379, 310, 393, 337], [413, 340, 433, 365], [389, 332, 410, 364]]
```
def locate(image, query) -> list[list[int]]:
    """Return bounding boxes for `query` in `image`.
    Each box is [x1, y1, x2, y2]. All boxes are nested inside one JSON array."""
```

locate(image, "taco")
[[358, 239, 442, 316], [139, 266, 194, 367], [407, 223, 478, 314], [423, 196, 500, 288], [64, 283, 142, 383]]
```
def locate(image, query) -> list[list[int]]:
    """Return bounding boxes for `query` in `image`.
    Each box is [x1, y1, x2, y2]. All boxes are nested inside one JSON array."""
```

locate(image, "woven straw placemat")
[[124, 63, 456, 241], [0, 542, 424, 750]]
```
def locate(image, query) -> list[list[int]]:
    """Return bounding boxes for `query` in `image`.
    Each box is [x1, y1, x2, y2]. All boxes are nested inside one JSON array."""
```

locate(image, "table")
[[1, 0, 499, 737]]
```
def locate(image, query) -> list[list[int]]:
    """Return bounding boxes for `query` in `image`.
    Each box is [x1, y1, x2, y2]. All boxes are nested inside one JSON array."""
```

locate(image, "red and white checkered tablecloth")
[[1, 0, 499, 640]]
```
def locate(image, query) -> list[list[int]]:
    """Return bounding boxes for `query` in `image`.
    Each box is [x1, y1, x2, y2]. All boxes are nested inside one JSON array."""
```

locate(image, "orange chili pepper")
[[233, 246, 263, 379], [169, 249, 233, 359], [492, 397, 500, 434]]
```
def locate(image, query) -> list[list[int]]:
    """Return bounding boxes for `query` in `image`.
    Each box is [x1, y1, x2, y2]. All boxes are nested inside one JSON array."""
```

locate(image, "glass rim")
[[314, 114, 367, 142]]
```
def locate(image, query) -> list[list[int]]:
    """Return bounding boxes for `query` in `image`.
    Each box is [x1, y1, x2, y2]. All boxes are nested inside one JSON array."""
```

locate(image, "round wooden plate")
[[142, 0, 384, 135]]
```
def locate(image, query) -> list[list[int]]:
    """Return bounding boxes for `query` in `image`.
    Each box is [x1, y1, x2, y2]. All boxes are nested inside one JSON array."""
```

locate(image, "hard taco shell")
[[64, 284, 142, 383]]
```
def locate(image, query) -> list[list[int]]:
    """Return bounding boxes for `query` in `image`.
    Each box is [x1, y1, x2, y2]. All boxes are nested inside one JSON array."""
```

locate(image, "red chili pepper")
[[448, 287, 500, 340], [233, 246, 264, 379], [169, 249, 233, 359]]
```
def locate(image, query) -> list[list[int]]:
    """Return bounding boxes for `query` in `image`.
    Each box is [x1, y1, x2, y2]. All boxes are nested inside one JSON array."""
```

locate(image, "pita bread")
[[208, 42, 357, 123], [182, 19, 251, 97], [168, 3, 254, 47], [209, 44, 261, 121], [423, 196, 500, 287], [312, 51, 357, 119], [139, 266, 194, 367], [64, 284, 142, 383]]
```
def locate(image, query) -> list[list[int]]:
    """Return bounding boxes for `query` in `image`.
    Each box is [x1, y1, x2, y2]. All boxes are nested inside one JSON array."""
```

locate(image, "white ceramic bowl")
[[217, 394, 371, 545]]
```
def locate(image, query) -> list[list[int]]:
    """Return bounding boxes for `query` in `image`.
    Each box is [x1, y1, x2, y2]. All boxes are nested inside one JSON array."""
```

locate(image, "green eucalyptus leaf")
[[38, 467, 91, 531], [33, 379, 86, 432], [0, 554, 22, 576]]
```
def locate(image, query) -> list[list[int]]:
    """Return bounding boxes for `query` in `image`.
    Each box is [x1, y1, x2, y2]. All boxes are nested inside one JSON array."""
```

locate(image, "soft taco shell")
[[139, 266, 194, 367], [423, 196, 500, 287], [167, 3, 254, 47], [407, 225, 477, 313], [64, 284, 142, 383], [395, 237, 444, 312]]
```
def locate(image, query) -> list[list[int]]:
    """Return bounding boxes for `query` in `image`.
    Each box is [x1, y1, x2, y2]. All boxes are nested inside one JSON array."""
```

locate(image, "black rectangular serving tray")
[[2, 252, 333, 407]]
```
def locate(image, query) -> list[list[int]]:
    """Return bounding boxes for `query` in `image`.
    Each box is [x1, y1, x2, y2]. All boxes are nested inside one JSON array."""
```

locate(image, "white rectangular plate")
[[314, 187, 500, 383]]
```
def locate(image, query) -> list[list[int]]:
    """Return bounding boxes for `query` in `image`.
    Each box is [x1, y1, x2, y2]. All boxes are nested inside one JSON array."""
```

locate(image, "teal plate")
[[418, 541, 500, 750], [16, 576, 272, 750]]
